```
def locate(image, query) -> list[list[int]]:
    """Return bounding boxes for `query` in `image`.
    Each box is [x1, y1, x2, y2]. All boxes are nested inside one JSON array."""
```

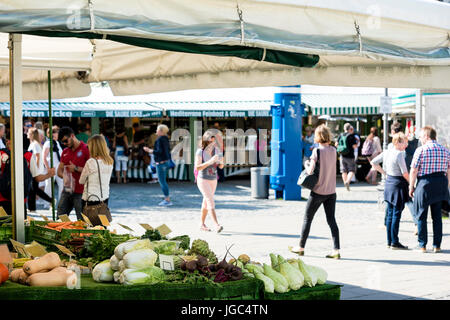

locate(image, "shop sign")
[[168, 110, 270, 118]]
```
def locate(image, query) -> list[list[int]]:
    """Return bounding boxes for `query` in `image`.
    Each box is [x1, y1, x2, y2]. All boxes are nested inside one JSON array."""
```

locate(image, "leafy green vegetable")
[[170, 235, 190, 250], [164, 270, 221, 286], [141, 229, 167, 241], [119, 266, 166, 285], [152, 240, 184, 255], [263, 263, 289, 293], [80, 232, 134, 264]]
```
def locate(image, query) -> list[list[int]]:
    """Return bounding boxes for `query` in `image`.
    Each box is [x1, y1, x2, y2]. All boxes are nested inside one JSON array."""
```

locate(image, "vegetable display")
[[187, 239, 218, 264], [23, 252, 61, 275], [9, 253, 78, 289], [241, 252, 329, 293]]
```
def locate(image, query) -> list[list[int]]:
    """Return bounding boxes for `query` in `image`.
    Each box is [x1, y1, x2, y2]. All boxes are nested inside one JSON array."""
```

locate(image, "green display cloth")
[[0, 275, 263, 300], [0, 275, 341, 300], [263, 284, 342, 300]]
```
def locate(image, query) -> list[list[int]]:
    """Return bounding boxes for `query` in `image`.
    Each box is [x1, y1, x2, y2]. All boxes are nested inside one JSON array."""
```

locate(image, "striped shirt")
[[411, 140, 450, 177]]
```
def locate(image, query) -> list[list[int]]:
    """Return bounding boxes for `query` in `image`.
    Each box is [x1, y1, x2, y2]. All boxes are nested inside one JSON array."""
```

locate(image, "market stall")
[[0, 218, 341, 300]]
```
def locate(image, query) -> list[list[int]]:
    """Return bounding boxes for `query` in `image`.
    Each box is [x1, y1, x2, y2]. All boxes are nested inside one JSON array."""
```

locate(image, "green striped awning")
[[303, 94, 382, 116], [312, 106, 379, 116]]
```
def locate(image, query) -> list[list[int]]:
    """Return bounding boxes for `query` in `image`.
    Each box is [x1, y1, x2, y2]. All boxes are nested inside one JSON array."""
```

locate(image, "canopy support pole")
[[415, 89, 423, 138], [48, 70, 56, 221], [8, 33, 25, 242], [382, 88, 389, 151]]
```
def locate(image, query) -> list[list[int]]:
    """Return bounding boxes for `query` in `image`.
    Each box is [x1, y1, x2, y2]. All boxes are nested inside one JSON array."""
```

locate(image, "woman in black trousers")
[[290, 124, 341, 259]]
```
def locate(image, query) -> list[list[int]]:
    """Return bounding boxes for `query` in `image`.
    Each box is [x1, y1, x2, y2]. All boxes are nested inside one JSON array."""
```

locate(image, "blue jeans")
[[406, 200, 417, 225], [417, 201, 442, 249], [156, 162, 170, 198], [386, 202, 403, 246]]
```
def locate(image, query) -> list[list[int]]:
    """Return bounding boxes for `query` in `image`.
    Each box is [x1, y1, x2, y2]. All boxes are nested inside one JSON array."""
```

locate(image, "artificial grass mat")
[[0, 275, 341, 300]]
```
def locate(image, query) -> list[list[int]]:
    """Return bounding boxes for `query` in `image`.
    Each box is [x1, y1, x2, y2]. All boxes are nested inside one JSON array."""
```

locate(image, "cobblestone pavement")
[[34, 177, 450, 300]]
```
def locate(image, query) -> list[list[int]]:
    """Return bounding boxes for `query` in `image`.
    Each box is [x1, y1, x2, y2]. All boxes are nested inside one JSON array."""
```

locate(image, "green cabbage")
[[123, 248, 158, 269], [92, 260, 114, 282], [297, 259, 317, 287], [270, 253, 280, 272], [151, 240, 182, 255], [263, 263, 289, 293], [114, 239, 152, 260], [277, 255, 304, 290], [254, 270, 275, 293], [245, 263, 263, 274], [113, 271, 121, 283], [119, 266, 166, 285], [109, 255, 120, 271], [306, 264, 328, 285]]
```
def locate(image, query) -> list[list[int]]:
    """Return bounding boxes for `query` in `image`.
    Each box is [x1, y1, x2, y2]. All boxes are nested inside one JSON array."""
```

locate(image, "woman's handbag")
[[82, 159, 112, 226], [297, 149, 320, 190]]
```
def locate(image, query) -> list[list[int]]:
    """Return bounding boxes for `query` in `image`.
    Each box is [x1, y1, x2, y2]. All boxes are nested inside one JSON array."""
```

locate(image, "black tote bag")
[[297, 148, 320, 190]]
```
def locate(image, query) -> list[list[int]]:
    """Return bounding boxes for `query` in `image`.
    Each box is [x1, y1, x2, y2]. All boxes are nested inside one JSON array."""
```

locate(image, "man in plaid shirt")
[[409, 126, 450, 253]]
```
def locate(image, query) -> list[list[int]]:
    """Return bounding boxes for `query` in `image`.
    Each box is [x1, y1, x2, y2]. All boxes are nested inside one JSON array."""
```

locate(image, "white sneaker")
[[158, 200, 173, 206]]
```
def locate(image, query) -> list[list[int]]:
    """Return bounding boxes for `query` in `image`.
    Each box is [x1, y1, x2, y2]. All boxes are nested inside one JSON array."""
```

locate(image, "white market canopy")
[[1, 0, 450, 101]]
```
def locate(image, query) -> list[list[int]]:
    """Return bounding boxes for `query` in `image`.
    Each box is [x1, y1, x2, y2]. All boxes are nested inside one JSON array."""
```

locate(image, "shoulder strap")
[[95, 158, 103, 199]]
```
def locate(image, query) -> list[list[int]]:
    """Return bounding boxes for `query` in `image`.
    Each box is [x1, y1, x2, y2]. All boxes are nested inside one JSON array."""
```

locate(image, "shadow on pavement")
[[327, 281, 428, 300], [336, 200, 378, 204], [219, 231, 327, 240], [335, 257, 450, 267]]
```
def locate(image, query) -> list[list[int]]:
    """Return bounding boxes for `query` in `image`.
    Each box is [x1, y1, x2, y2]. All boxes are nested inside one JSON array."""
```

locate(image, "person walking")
[[404, 125, 420, 235], [43, 126, 64, 204], [371, 132, 410, 250], [112, 127, 130, 184], [337, 123, 358, 191], [27, 127, 53, 212], [79, 135, 114, 209], [56, 127, 90, 220], [409, 126, 450, 253], [290, 125, 341, 259], [363, 127, 383, 185], [195, 131, 224, 233], [143, 124, 173, 206]]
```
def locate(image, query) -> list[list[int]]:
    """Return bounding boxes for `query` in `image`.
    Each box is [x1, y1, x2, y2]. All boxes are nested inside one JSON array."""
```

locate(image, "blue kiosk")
[[270, 86, 303, 200]]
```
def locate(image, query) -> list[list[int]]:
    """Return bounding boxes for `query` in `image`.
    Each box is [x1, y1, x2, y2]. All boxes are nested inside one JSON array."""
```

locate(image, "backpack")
[[337, 134, 351, 156], [361, 138, 375, 156], [0, 150, 33, 200]]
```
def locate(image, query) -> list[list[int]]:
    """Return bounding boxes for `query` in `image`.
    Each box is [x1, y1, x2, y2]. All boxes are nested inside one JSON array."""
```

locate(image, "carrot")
[[47, 222, 72, 228]]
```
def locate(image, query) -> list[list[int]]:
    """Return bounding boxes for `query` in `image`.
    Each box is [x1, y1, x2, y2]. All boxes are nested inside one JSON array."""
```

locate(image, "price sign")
[[118, 223, 134, 232], [10, 239, 31, 258], [25, 241, 48, 257], [55, 244, 75, 258], [0, 207, 7, 217], [158, 254, 175, 271], [139, 223, 153, 231], [59, 214, 71, 222], [98, 215, 110, 227], [81, 213, 93, 226], [380, 96, 392, 114], [156, 224, 172, 237]]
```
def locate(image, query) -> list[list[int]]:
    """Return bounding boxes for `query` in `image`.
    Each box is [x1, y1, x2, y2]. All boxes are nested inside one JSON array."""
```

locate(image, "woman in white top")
[[27, 127, 52, 211], [43, 126, 64, 202], [80, 134, 114, 206], [28, 127, 44, 174]]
